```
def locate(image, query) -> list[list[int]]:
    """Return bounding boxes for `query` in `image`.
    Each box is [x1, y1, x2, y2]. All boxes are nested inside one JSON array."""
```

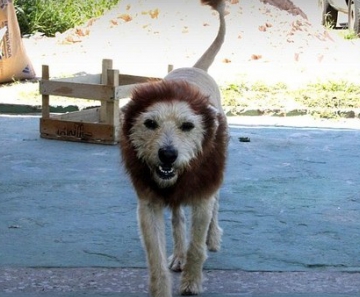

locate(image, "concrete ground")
[[1, 114, 360, 296]]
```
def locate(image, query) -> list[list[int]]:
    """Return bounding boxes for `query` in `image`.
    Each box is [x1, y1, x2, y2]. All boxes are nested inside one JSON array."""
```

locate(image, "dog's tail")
[[193, 0, 226, 72]]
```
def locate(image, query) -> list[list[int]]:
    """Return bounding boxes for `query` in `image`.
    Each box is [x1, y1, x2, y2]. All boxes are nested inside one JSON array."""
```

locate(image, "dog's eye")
[[180, 122, 195, 132], [144, 119, 159, 130]]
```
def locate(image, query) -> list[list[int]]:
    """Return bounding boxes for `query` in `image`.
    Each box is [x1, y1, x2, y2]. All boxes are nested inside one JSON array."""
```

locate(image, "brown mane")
[[120, 80, 228, 207]]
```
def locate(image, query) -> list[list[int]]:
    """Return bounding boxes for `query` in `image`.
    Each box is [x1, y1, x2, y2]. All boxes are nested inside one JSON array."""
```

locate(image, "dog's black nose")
[[158, 146, 178, 164]]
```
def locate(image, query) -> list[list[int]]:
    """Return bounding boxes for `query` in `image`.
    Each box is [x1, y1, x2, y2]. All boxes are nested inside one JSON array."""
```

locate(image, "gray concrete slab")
[[1, 115, 360, 296], [1, 267, 360, 296]]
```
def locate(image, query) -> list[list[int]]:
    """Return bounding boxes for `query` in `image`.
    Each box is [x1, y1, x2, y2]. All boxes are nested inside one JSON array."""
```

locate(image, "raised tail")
[[193, 0, 226, 72]]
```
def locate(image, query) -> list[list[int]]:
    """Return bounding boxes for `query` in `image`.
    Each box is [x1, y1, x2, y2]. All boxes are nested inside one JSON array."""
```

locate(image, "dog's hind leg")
[[138, 200, 172, 297], [206, 191, 223, 252], [180, 197, 215, 295], [169, 206, 187, 272]]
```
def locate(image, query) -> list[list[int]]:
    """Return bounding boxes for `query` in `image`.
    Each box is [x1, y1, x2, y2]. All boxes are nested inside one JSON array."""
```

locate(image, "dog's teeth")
[[159, 166, 174, 174]]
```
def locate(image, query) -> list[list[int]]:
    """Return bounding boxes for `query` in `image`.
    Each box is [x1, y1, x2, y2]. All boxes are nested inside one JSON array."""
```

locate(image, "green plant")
[[297, 81, 360, 118], [14, 0, 120, 36], [307, 80, 360, 93], [221, 79, 360, 118], [341, 29, 359, 40], [323, 12, 336, 29]]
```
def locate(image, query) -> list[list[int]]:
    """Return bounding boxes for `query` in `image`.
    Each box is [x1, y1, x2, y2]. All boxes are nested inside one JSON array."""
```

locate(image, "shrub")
[[14, 0, 120, 36]]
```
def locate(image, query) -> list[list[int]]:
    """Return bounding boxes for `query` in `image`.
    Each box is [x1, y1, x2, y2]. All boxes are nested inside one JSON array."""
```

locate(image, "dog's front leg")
[[169, 206, 187, 272], [138, 199, 172, 297], [180, 197, 214, 295]]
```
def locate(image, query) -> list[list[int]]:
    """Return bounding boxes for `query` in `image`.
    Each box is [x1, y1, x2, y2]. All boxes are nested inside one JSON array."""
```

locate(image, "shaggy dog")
[[120, 0, 227, 296]]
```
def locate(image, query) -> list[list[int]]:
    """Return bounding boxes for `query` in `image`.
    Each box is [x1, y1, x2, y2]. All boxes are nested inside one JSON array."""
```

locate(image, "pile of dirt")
[[17, 0, 360, 86], [57, 0, 331, 62], [261, 0, 307, 19]]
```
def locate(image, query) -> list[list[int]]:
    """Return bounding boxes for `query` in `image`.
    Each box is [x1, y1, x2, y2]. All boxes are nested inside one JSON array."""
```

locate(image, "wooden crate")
[[39, 59, 164, 145]]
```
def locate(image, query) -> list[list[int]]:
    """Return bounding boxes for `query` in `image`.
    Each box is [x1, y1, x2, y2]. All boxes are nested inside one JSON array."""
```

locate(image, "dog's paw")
[[168, 254, 185, 272], [180, 280, 202, 295], [206, 226, 223, 252]]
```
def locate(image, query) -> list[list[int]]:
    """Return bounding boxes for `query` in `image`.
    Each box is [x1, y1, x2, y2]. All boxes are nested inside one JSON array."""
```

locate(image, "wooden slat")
[[40, 118, 117, 144], [40, 79, 152, 101], [55, 107, 100, 123], [41, 65, 50, 119], [43, 72, 159, 85], [53, 74, 101, 84], [118, 74, 159, 85], [39, 80, 115, 101]]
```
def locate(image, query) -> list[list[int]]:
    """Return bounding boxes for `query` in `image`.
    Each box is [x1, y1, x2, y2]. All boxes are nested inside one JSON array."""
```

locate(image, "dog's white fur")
[[120, 1, 227, 296], [129, 99, 205, 189]]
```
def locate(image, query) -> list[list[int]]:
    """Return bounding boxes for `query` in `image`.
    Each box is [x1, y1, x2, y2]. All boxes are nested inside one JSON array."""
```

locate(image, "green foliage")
[[307, 80, 360, 93], [342, 30, 359, 40], [221, 80, 360, 118], [296, 81, 360, 118], [323, 12, 336, 30], [14, 0, 120, 36]]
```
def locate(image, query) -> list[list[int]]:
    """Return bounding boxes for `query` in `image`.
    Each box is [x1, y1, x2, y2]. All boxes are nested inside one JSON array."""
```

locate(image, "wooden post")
[[100, 59, 113, 122], [168, 64, 174, 73], [41, 65, 50, 119], [105, 69, 120, 126]]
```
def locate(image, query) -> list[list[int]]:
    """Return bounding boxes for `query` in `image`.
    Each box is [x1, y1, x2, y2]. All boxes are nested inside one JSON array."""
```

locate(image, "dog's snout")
[[158, 146, 178, 164]]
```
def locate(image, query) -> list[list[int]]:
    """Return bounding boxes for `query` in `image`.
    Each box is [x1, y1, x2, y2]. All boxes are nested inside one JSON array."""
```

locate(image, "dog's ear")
[[207, 104, 219, 114], [207, 104, 220, 129]]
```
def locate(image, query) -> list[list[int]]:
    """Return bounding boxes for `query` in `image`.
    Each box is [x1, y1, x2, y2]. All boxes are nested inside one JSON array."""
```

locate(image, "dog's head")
[[121, 80, 220, 189]]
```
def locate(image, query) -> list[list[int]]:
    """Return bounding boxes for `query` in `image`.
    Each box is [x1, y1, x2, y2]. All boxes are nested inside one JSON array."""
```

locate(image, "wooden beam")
[[39, 80, 116, 101], [41, 65, 50, 119], [100, 59, 113, 122], [118, 74, 159, 85], [105, 69, 120, 125], [40, 118, 117, 145]]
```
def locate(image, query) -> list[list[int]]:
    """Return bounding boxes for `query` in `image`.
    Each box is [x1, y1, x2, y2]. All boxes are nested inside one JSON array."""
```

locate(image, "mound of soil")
[[17, 0, 360, 86]]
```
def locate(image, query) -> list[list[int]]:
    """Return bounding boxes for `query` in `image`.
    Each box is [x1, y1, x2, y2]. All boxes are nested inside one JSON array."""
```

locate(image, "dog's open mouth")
[[156, 164, 176, 180]]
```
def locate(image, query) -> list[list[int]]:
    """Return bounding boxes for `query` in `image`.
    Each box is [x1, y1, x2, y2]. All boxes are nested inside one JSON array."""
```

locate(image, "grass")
[[221, 80, 360, 119], [14, 0, 120, 37], [339, 30, 359, 40]]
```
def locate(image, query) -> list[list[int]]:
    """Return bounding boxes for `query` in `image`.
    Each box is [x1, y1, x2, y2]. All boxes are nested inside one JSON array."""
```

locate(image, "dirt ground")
[[22, 0, 360, 83], [1, 0, 360, 106]]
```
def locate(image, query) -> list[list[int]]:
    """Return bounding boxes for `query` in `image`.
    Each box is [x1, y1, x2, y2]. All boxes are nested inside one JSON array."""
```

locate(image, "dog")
[[120, 0, 227, 296]]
